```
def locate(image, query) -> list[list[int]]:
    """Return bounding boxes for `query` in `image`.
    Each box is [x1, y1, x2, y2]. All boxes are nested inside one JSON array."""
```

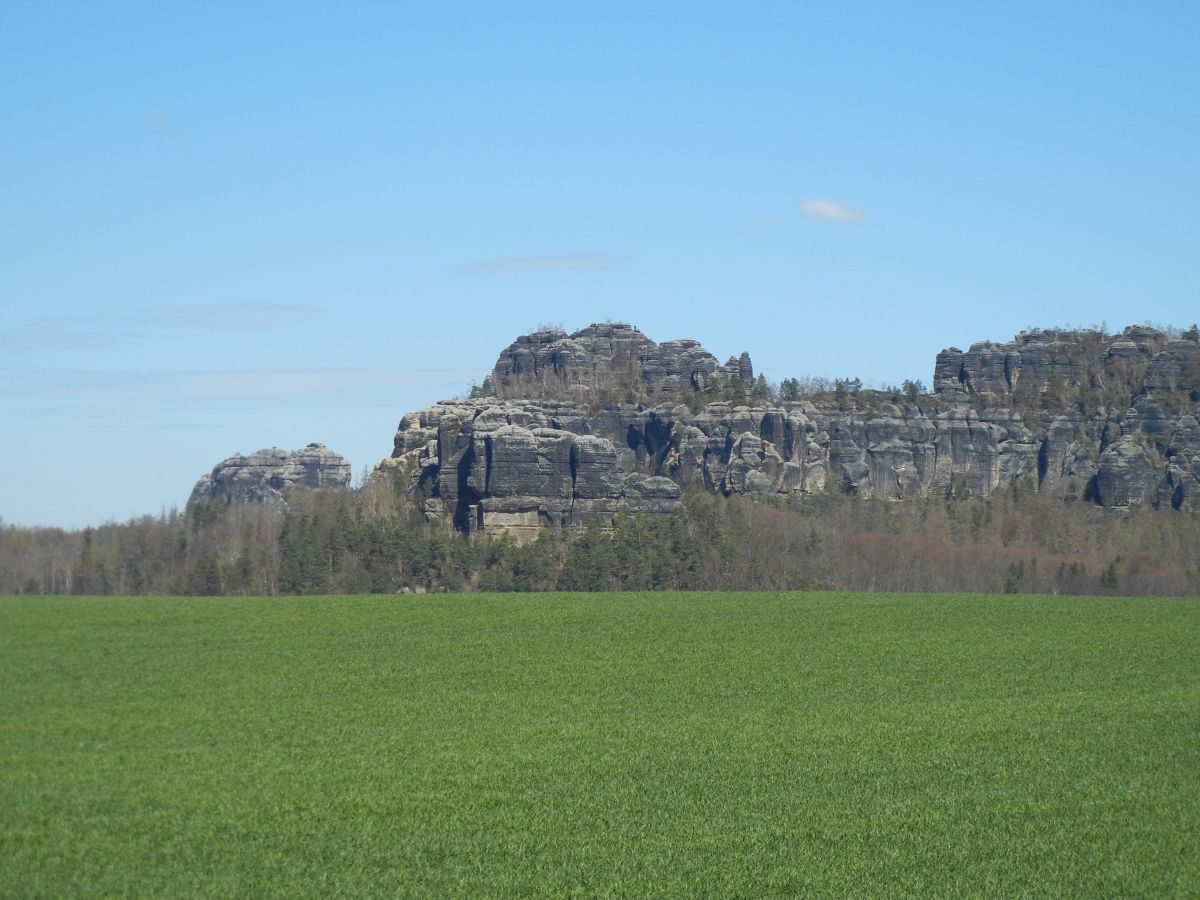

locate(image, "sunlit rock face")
[[389, 399, 683, 538], [488, 322, 752, 401], [190, 443, 352, 507], [387, 323, 1200, 533]]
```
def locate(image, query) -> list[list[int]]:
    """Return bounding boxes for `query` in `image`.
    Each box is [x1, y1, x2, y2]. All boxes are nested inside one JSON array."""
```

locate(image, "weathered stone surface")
[[190, 443, 351, 506], [572, 435, 623, 499], [933, 325, 1181, 401], [489, 322, 752, 400], [387, 399, 685, 535], [1037, 413, 1094, 499], [1143, 340, 1200, 397], [1162, 417, 1200, 511], [1096, 436, 1157, 508], [384, 324, 1200, 531], [621, 473, 682, 509]]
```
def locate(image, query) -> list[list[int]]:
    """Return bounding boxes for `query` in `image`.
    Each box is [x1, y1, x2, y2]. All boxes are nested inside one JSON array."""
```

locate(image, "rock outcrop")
[[387, 322, 1200, 533], [190, 443, 352, 507], [932, 325, 1174, 401], [385, 399, 682, 539], [489, 322, 752, 401]]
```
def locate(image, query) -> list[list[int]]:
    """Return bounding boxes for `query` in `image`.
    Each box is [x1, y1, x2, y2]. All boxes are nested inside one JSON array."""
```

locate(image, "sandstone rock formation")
[[385, 399, 682, 539], [387, 322, 1200, 533], [190, 443, 352, 507], [488, 322, 752, 401], [933, 324, 1173, 400]]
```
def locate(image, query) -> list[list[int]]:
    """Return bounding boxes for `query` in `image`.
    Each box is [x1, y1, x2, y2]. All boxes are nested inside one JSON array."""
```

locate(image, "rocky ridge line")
[[388, 323, 1200, 535], [488, 321, 753, 400]]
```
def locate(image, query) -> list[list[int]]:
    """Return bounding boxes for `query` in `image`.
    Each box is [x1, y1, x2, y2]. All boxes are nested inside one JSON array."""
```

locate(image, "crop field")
[[1, 592, 1197, 897]]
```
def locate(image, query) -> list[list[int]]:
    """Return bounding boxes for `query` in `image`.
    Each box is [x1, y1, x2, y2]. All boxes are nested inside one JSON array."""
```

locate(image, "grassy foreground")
[[1, 593, 1197, 897]]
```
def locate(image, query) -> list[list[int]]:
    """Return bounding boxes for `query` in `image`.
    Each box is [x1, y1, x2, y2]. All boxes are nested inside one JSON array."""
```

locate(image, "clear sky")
[[2, 2, 1198, 527]]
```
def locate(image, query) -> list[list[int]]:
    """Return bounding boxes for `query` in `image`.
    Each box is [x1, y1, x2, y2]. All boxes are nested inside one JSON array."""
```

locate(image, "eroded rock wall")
[[489, 322, 752, 400], [386, 399, 683, 539], [390, 323, 1200, 533], [190, 443, 352, 507]]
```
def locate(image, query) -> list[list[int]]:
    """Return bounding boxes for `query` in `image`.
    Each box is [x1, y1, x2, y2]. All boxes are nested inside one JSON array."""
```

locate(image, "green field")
[[1, 593, 1197, 897]]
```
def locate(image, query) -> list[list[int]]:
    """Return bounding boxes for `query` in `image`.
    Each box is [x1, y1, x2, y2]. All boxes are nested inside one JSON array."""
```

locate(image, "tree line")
[[3, 472, 1198, 597]]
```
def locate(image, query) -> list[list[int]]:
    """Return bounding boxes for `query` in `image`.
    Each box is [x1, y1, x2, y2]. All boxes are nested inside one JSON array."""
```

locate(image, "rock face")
[[933, 325, 1171, 399], [928, 324, 1199, 509], [386, 399, 682, 539], [190, 443, 352, 506], [387, 323, 1200, 535], [489, 322, 752, 401]]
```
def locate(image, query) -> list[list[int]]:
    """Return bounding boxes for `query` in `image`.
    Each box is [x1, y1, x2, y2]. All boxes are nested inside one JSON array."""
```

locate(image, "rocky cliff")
[[388, 323, 1200, 533], [190, 443, 352, 506], [384, 399, 684, 540], [488, 322, 752, 401]]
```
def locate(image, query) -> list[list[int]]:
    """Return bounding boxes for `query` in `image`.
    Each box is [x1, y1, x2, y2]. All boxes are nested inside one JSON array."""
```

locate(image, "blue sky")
[[2, 2, 1198, 527]]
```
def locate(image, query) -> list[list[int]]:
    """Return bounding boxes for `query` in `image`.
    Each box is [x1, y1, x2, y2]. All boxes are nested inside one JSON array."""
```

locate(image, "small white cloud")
[[800, 199, 865, 224], [453, 254, 617, 276]]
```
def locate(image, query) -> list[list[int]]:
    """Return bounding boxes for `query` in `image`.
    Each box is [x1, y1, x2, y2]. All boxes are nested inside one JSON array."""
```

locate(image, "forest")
[[3, 470, 1198, 598]]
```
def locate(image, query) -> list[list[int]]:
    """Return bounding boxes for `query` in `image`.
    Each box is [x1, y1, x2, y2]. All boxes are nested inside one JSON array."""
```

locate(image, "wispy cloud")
[[0, 303, 321, 353], [453, 254, 618, 276], [3, 367, 489, 412], [145, 303, 319, 330], [0, 329, 112, 352], [750, 214, 780, 229], [32, 404, 158, 422], [134, 422, 222, 432], [148, 368, 483, 405], [800, 199, 865, 224]]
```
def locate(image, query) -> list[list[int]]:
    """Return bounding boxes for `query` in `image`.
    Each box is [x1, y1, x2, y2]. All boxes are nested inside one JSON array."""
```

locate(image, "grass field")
[[1, 592, 1197, 897]]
